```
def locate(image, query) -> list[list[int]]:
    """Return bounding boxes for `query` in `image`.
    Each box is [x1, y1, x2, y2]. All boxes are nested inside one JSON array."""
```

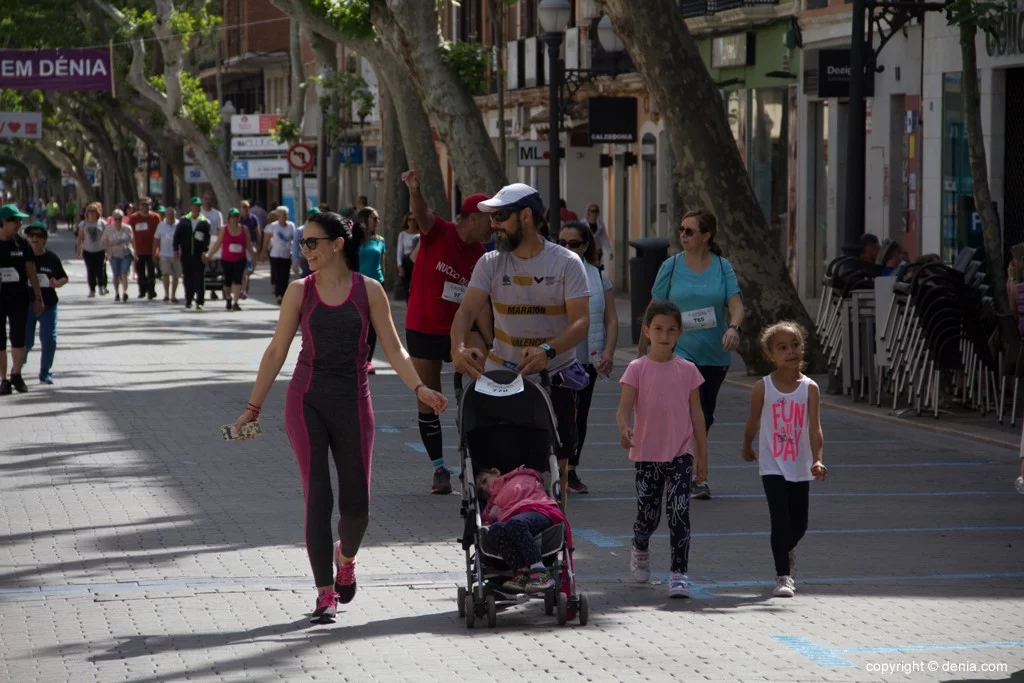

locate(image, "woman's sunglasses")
[[558, 239, 585, 249], [678, 227, 699, 237], [298, 237, 333, 250]]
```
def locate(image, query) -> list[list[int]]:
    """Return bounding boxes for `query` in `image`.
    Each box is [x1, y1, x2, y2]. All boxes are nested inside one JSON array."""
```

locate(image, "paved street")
[[1, 232, 1022, 682]]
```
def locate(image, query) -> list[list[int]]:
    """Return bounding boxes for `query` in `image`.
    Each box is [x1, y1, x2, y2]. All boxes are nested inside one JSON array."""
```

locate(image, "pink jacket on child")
[[483, 467, 558, 525]]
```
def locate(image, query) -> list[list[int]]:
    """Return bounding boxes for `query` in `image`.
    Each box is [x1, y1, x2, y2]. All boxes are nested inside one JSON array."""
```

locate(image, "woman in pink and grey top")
[[233, 212, 448, 624]]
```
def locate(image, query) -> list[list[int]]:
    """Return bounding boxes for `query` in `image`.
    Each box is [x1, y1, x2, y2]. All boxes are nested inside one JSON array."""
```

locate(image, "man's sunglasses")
[[298, 237, 333, 250], [558, 239, 584, 249], [678, 227, 699, 237], [489, 207, 520, 223]]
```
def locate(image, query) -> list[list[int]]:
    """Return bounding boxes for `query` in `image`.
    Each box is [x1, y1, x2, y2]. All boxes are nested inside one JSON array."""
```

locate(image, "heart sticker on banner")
[[8, 123, 20, 133]]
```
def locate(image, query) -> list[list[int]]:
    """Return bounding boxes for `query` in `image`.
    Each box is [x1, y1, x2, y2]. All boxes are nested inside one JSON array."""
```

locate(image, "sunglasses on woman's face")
[[298, 237, 333, 250], [489, 208, 518, 223], [678, 227, 698, 237], [558, 239, 584, 249]]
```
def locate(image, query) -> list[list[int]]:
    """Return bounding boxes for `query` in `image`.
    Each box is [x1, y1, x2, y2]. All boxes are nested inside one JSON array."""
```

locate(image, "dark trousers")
[[486, 510, 554, 570], [270, 257, 291, 298], [761, 475, 809, 577], [550, 385, 578, 464], [572, 363, 600, 467], [633, 454, 693, 573], [182, 260, 206, 306], [136, 255, 156, 297], [695, 365, 729, 433], [83, 250, 107, 291]]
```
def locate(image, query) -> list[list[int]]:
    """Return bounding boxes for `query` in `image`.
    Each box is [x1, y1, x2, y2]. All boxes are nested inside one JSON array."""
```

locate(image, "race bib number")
[[196, 232, 206, 242], [37, 273, 51, 288], [475, 373, 525, 397], [228, 243, 244, 254], [442, 280, 466, 304], [135, 225, 149, 231], [682, 306, 717, 331], [0, 267, 19, 283]]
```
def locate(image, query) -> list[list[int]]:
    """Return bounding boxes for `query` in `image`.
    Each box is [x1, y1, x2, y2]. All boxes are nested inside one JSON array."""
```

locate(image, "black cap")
[[859, 233, 880, 247]]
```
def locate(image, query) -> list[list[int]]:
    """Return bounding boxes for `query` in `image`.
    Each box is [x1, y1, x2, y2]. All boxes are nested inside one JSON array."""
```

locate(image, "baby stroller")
[[455, 369, 589, 628]]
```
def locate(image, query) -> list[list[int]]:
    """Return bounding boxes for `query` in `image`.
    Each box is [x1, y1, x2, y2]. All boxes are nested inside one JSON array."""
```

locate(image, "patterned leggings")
[[486, 511, 553, 570], [633, 454, 693, 573]]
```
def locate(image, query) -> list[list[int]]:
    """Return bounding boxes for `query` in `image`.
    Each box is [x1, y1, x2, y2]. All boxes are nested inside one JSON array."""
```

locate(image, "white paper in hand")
[[474, 373, 525, 397]]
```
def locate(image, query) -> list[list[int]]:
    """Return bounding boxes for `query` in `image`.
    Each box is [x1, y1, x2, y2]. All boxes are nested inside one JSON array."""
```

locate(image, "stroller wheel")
[[543, 589, 555, 616], [457, 587, 467, 617], [578, 592, 590, 626], [556, 591, 568, 626], [464, 593, 476, 629], [485, 594, 497, 628]]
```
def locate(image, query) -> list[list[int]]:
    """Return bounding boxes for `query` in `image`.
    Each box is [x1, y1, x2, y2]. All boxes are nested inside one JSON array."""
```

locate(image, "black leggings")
[[550, 385, 578, 463], [83, 250, 107, 291], [572, 363, 600, 467], [270, 257, 291, 298], [696, 365, 729, 432], [761, 475, 809, 576], [634, 454, 693, 573]]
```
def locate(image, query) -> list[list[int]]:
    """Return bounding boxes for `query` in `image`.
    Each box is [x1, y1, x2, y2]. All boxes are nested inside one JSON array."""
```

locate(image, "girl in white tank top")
[[741, 322, 827, 598]]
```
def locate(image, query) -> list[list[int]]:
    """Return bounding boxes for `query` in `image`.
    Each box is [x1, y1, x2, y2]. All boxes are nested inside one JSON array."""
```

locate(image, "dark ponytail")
[[309, 211, 365, 272]]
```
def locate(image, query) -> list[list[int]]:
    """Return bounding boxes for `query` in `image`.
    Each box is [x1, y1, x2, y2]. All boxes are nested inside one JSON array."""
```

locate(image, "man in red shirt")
[[126, 196, 161, 300], [401, 165, 493, 494]]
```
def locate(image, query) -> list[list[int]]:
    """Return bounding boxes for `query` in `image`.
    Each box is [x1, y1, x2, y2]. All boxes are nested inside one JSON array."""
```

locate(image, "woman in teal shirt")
[[356, 207, 386, 374], [645, 209, 744, 500]]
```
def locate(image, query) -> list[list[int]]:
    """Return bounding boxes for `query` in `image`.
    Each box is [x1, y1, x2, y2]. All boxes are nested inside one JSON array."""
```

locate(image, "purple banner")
[[0, 49, 113, 91]]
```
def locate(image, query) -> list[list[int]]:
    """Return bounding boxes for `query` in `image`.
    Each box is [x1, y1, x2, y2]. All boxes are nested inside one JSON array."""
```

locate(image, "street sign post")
[[288, 144, 315, 226]]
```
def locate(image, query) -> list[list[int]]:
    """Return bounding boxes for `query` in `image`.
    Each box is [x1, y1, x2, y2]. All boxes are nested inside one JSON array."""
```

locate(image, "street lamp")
[[539, 0, 571, 235]]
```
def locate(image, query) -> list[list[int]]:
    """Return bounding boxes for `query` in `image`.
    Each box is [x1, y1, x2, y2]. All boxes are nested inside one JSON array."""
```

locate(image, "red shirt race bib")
[[405, 215, 484, 336]]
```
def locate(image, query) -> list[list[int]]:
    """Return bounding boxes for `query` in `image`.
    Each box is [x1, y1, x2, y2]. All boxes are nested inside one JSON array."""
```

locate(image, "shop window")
[[642, 133, 658, 237], [940, 72, 975, 264]]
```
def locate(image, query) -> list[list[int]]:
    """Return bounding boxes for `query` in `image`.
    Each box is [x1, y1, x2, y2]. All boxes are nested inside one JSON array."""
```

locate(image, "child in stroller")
[[476, 466, 561, 594]]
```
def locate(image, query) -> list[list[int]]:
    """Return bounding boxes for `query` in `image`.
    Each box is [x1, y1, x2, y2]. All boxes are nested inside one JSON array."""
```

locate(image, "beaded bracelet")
[[246, 402, 262, 417]]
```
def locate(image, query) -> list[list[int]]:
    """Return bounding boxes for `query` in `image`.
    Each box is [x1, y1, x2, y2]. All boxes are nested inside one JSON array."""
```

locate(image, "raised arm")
[[401, 165, 435, 236]]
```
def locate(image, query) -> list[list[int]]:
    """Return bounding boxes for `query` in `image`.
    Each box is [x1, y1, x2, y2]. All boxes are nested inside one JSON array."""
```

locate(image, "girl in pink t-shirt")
[[616, 300, 707, 599]]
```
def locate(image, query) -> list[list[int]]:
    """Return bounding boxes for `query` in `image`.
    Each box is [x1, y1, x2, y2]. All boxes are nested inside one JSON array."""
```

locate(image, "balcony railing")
[[678, 0, 779, 18]]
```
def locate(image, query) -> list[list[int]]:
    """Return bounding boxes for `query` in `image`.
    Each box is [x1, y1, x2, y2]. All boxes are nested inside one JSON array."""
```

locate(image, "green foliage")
[[440, 40, 489, 96], [148, 73, 221, 136], [169, 7, 221, 45], [307, 0, 374, 40], [270, 117, 302, 144], [315, 70, 375, 147], [945, 0, 1010, 33]]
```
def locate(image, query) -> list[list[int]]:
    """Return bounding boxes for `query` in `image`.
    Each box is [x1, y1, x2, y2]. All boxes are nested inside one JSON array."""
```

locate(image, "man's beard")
[[494, 227, 522, 252]]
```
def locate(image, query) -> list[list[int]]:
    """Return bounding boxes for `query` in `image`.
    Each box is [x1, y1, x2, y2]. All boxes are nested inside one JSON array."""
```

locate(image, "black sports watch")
[[539, 343, 557, 359], [728, 324, 741, 333]]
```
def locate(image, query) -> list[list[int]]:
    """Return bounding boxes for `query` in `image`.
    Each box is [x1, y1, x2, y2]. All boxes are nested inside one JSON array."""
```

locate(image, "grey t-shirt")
[[468, 241, 590, 373]]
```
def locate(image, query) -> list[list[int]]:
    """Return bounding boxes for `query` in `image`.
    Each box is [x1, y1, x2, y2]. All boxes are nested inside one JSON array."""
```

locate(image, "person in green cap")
[[23, 222, 67, 384], [65, 199, 77, 231], [205, 207, 256, 310], [172, 197, 213, 311], [0, 204, 46, 395]]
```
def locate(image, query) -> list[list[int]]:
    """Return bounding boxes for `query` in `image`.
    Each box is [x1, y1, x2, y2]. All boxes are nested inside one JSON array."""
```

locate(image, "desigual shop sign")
[[986, 4, 1024, 57]]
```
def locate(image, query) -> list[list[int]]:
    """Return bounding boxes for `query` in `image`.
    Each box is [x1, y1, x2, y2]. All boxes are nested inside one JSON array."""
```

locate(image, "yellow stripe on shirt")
[[492, 301, 567, 316], [493, 326, 548, 348]]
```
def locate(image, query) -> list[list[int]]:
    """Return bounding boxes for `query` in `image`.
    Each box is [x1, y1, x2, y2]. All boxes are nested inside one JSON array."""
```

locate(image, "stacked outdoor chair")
[[815, 256, 880, 392]]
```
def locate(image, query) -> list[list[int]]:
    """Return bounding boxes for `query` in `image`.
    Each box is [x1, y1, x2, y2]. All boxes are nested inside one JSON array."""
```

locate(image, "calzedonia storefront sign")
[[816, 49, 875, 98], [986, 4, 1024, 57]]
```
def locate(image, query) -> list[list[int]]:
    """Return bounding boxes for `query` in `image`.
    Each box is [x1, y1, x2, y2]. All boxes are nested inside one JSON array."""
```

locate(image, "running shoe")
[[196, 305, 204, 312], [501, 571, 528, 594], [524, 569, 554, 594], [163, 296, 170, 302], [88, 291, 96, 299], [232, 303, 242, 311], [10, 375, 27, 393], [567, 471, 589, 494], [629, 546, 650, 583], [0, 380, 11, 396], [431, 467, 452, 495], [668, 572, 690, 599], [40, 375, 53, 385], [334, 544, 357, 604], [225, 300, 232, 311], [185, 302, 192, 310], [310, 591, 338, 623], [773, 576, 795, 598], [692, 479, 712, 500]]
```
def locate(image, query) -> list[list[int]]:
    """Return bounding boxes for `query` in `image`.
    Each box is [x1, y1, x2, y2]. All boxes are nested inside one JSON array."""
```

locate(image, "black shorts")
[[405, 329, 452, 362], [0, 292, 29, 349], [221, 259, 246, 286]]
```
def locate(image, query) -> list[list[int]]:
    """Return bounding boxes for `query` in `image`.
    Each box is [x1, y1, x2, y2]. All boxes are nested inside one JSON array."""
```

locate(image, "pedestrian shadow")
[[943, 670, 1024, 683]]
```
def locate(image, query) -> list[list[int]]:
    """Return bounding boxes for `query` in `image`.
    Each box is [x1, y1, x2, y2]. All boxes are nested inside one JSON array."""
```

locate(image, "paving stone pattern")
[[1, 233, 1022, 682]]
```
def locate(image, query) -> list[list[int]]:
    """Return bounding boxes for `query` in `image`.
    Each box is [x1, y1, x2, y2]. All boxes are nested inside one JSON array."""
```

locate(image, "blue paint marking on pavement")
[[577, 491, 1016, 502], [404, 441, 427, 453], [378, 424, 400, 434], [573, 528, 623, 548], [774, 635, 1024, 668], [609, 525, 1024, 539]]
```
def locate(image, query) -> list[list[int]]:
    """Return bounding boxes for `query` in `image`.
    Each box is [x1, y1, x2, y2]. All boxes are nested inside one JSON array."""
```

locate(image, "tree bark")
[[34, 140, 95, 206], [372, 0, 506, 195], [93, 0, 240, 209], [960, 25, 1009, 317], [76, 114, 120, 210], [602, 0, 820, 373], [289, 18, 307, 127], [379, 79, 409, 292]]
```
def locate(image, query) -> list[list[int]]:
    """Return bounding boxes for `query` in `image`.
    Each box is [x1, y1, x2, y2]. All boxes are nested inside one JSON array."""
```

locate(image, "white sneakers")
[[773, 575, 796, 598], [668, 572, 690, 599], [629, 547, 650, 583]]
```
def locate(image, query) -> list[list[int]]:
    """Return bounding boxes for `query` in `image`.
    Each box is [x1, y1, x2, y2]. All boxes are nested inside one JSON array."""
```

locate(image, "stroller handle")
[[453, 369, 552, 392]]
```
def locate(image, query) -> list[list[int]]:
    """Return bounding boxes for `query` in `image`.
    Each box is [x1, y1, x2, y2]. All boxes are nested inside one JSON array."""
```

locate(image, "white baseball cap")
[[477, 183, 545, 216]]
